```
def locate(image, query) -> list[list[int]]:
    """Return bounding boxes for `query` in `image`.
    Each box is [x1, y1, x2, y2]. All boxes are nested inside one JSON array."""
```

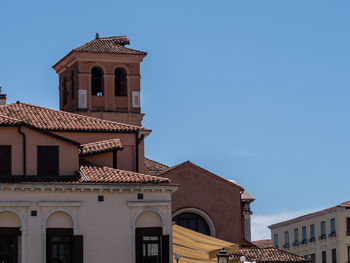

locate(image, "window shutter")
[[162, 235, 169, 263], [0, 145, 11, 175], [73, 235, 83, 263]]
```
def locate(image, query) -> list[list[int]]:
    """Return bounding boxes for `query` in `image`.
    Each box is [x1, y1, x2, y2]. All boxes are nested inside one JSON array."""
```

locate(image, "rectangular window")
[[311, 253, 316, 263], [302, 226, 307, 244], [347, 218, 350, 236], [284, 231, 289, 248], [136, 227, 169, 263], [347, 246, 350, 263], [330, 218, 336, 237], [273, 234, 278, 248], [0, 145, 11, 175], [310, 224, 315, 242], [320, 221, 326, 240], [332, 248, 336, 263], [37, 146, 59, 176], [294, 228, 299, 246], [322, 251, 327, 263]]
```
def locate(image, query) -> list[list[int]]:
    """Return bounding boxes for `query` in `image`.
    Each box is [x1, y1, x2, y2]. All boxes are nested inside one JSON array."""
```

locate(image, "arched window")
[[173, 212, 210, 236], [114, 68, 127, 96], [62, 77, 67, 105], [91, 67, 103, 96], [71, 71, 74, 99]]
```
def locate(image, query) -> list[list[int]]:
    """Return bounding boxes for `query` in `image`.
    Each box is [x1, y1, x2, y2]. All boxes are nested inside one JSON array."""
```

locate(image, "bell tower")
[[53, 34, 147, 126]]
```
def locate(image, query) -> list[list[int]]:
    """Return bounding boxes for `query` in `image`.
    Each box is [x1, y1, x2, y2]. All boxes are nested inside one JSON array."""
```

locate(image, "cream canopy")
[[172, 224, 240, 263]]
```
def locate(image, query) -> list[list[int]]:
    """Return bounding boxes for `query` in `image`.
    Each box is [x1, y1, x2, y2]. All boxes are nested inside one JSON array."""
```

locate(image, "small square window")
[[138, 193, 144, 200], [31, 210, 37, 216], [98, 195, 104, 202]]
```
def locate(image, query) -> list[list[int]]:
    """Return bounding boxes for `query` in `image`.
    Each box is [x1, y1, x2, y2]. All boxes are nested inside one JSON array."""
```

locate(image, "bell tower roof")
[[52, 35, 147, 126], [72, 35, 147, 55]]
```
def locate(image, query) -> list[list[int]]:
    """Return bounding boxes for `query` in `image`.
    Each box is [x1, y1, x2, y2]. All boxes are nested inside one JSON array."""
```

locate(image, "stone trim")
[[0, 201, 32, 207], [38, 201, 82, 207], [127, 201, 171, 207]]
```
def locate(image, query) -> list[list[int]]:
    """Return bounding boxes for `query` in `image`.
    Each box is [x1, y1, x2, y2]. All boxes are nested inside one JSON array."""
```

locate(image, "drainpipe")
[[135, 131, 145, 173], [17, 126, 26, 175]]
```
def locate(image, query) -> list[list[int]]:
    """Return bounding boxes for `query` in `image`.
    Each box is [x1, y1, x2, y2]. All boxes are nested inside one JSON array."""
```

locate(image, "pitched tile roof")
[[232, 248, 311, 263], [80, 139, 123, 156], [0, 114, 22, 126], [0, 165, 171, 185], [252, 239, 272, 248], [144, 158, 170, 176], [0, 102, 146, 132], [73, 36, 147, 56], [80, 165, 171, 184]]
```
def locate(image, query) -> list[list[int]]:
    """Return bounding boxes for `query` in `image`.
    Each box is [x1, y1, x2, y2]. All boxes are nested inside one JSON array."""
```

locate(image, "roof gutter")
[[17, 126, 26, 175], [135, 131, 145, 173]]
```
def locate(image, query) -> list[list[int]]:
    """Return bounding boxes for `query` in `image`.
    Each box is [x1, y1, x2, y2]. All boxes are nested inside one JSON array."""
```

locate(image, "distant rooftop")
[[252, 239, 272, 248], [269, 201, 350, 229]]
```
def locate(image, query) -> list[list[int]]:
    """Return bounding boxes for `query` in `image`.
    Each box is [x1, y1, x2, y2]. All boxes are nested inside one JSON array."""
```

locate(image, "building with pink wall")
[[0, 34, 256, 262], [0, 102, 176, 263]]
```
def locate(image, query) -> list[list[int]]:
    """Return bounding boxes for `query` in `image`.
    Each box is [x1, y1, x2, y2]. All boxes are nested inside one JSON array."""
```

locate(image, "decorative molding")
[[0, 183, 177, 193], [0, 201, 32, 207], [38, 201, 82, 207], [127, 201, 171, 207]]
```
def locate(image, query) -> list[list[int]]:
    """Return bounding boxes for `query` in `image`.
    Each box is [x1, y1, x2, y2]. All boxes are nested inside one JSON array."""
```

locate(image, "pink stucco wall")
[[0, 127, 79, 175]]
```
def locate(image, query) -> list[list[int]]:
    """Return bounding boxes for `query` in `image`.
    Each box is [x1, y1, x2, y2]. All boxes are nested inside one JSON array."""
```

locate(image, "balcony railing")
[[328, 232, 336, 238], [318, 234, 326, 240], [293, 241, 299, 247], [283, 243, 290, 249], [309, 237, 316, 243]]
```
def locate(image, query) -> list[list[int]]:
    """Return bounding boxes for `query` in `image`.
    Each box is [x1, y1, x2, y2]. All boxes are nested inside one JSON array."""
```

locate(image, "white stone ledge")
[[127, 201, 171, 207], [0, 201, 32, 207], [38, 201, 82, 207]]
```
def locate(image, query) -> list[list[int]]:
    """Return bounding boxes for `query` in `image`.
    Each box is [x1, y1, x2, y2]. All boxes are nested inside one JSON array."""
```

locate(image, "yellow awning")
[[172, 224, 240, 263]]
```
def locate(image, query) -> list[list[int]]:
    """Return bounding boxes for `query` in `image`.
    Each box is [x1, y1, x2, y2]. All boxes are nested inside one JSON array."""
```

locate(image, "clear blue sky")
[[1, 0, 350, 229]]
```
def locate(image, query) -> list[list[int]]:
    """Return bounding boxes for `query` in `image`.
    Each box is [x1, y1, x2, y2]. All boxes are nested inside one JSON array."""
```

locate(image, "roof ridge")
[[1, 102, 145, 129], [81, 138, 121, 145], [145, 158, 170, 168]]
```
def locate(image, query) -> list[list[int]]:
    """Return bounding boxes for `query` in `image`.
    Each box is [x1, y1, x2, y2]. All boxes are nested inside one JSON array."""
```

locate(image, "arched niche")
[[135, 211, 162, 228], [0, 211, 22, 227], [46, 211, 74, 229]]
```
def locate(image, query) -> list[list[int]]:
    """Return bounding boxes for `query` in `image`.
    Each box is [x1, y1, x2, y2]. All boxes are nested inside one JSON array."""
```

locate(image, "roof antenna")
[[95, 33, 100, 39]]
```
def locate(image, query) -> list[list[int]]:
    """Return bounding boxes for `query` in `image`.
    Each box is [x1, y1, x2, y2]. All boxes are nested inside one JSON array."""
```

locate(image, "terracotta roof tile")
[[0, 165, 171, 185], [252, 239, 272, 248], [232, 248, 311, 263], [0, 114, 22, 126], [73, 36, 146, 55], [0, 102, 146, 132], [80, 165, 171, 184], [144, 158, 170, 176], [80, 139, 123, 156]]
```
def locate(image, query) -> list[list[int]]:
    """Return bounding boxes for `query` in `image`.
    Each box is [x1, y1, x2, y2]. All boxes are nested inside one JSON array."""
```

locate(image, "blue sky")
[[1, 1, 350, 239]]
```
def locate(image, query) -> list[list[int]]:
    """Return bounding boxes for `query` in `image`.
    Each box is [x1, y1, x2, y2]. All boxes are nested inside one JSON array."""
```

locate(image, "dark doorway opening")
[[0, 227, 20, 263]]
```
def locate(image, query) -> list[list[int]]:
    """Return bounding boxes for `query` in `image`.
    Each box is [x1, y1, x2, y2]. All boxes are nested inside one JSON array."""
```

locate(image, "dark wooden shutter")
[[37, 146, 59, 175], [162, 235, 169, 263], [73, 235, 83, 263], [0, 145, 11, 175]]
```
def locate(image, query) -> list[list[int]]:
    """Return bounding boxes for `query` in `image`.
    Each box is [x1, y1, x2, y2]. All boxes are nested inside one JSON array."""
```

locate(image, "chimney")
[[0, 87, 7, 105]]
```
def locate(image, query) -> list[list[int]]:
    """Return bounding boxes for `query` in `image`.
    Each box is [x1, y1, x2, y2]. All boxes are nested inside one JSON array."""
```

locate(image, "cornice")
[[0, 183, 178, 194]]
